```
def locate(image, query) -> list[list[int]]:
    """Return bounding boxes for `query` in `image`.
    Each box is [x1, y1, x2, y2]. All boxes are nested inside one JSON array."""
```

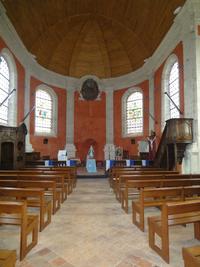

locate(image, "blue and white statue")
[[87, 145, 94, 159]]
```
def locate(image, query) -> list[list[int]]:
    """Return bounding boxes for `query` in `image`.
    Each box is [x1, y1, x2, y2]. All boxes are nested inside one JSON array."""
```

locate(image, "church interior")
[[1, 0, 200, 266]]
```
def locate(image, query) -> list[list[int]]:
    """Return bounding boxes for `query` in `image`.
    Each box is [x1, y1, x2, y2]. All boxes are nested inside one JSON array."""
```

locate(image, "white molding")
[[104, 144, 115, 160], [105, 89, 114, 144], [66, 88, 75, 144], [148, 75, 154, 133], [65, 143, 76, 159], [24, 68, 33, 152]]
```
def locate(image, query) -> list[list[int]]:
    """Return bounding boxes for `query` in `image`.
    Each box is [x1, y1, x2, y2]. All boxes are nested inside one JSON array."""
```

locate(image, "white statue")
[[87, 145, 94, 159]]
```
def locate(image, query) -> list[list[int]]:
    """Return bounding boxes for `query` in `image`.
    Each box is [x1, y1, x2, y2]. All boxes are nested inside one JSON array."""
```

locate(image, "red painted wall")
[[0, 36, 185, 161], [0, 37, 25, 125], [74, 92, 106, 160], [114, 80, 149, 157], [29, 77, 66, 159], [154, 42, 185, 140]]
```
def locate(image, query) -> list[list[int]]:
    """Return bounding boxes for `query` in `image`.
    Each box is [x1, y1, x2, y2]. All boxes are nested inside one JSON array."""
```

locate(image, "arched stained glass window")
[[0, 56, 10, 124], [168, 61, 180, 118], [35, 89, 53, 134], [162, 54, 180, 127], [122, 89, 143, 136]]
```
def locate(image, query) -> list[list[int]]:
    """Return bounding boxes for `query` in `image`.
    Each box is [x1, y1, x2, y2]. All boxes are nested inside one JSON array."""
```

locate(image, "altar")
[[86, 159, 97, 173], [105, 159, 152, 170]]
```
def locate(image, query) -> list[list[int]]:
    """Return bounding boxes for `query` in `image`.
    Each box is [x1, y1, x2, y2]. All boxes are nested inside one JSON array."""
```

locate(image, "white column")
[[24, 69, 33, 152], [149, 74, 155, 133], [182, 0, 200, 173], [104, 88, 115, 159], [65, 87, 76, 158]]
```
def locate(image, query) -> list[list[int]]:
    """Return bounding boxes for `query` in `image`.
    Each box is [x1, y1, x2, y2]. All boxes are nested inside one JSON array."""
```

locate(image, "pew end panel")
[[0, 200, 39, 261], [148, 200, 200, 263]]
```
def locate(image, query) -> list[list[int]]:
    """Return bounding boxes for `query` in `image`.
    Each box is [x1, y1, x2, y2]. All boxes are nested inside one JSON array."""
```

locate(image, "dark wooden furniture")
[[154, 118, 193, 170], [0, 123, 27, 170]]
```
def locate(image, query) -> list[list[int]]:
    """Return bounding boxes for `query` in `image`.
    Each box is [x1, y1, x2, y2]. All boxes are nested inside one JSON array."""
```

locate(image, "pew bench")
[[0, 201, 38, 261], [0, 187, 51, 231], [148, 200, 200, 263], [132, 185, 200, 231], [0, 249, 16, 267], [0, 172, 69, 202], [109, 167, 164, 188], [122, 178, 200, 213], [0, 180, 60, 214], [113, 170, 179, 197], [182, 246, 200, 267], [132, 187, 184, 231], [117, 173, 195, 202]]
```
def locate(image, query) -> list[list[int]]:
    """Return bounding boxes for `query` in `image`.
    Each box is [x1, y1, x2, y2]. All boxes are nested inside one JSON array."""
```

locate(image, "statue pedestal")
[[86, 159, 97, 173]]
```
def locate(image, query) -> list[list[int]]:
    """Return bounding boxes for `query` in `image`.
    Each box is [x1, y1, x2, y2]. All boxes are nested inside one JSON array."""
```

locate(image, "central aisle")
[[16, 179, 195, 267]]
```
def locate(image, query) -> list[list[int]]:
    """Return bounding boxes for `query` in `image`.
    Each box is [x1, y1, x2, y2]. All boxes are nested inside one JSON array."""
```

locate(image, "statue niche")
[[0, 123, 27, 169]]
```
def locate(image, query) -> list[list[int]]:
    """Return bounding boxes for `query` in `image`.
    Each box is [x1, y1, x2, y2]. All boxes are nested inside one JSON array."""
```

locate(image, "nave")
[[1, 178, 199, 267]]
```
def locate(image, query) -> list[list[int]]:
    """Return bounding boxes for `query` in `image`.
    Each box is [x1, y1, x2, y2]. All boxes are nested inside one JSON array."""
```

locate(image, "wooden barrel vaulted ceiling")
[[2, 0, 186, 78]]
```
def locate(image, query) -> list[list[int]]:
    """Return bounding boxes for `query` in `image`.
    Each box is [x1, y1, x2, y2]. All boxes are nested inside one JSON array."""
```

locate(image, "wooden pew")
[[132, 185, 200, 231], [0, 187, 51, 231], [0, 201, 38, 260], [0, 180, 60, 214], [51, 167, 77, 188], [24, 166, 77, 188], [121, 178, 200, 213], [0, 173, 68, 203], [148, 200, 200, 263], [0, 170, 73, 196], [182, 246, 200, 267], [0, 250, 16, 267], [132, 187, 184, 231], [117, 173, 192, 203], [113, 171, 179, 198], [109, 167, 164, 187]]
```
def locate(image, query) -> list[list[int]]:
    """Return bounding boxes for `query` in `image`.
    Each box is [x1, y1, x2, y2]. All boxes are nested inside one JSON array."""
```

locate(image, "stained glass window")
[[35, 89, 53, 133], [168, 61, 180, 118], [0, 56, 9, 125], [126, 91, 143, 134]]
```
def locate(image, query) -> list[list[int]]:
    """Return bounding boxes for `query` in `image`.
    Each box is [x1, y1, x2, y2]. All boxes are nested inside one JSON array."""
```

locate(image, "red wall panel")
[[74, 92, 106, 160]]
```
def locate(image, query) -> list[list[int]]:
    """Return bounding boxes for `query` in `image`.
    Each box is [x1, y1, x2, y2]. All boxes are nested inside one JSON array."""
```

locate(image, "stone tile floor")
[[0, 178, 199, 267]]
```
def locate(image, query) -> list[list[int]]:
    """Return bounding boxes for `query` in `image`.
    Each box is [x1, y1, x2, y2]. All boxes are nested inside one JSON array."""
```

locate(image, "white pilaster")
[[149, 74, 155, 132], [24, 69, 33, 152], [104, 88, 115, 159], [65, 87, 76, 158], [182, 0, 200, 173]]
